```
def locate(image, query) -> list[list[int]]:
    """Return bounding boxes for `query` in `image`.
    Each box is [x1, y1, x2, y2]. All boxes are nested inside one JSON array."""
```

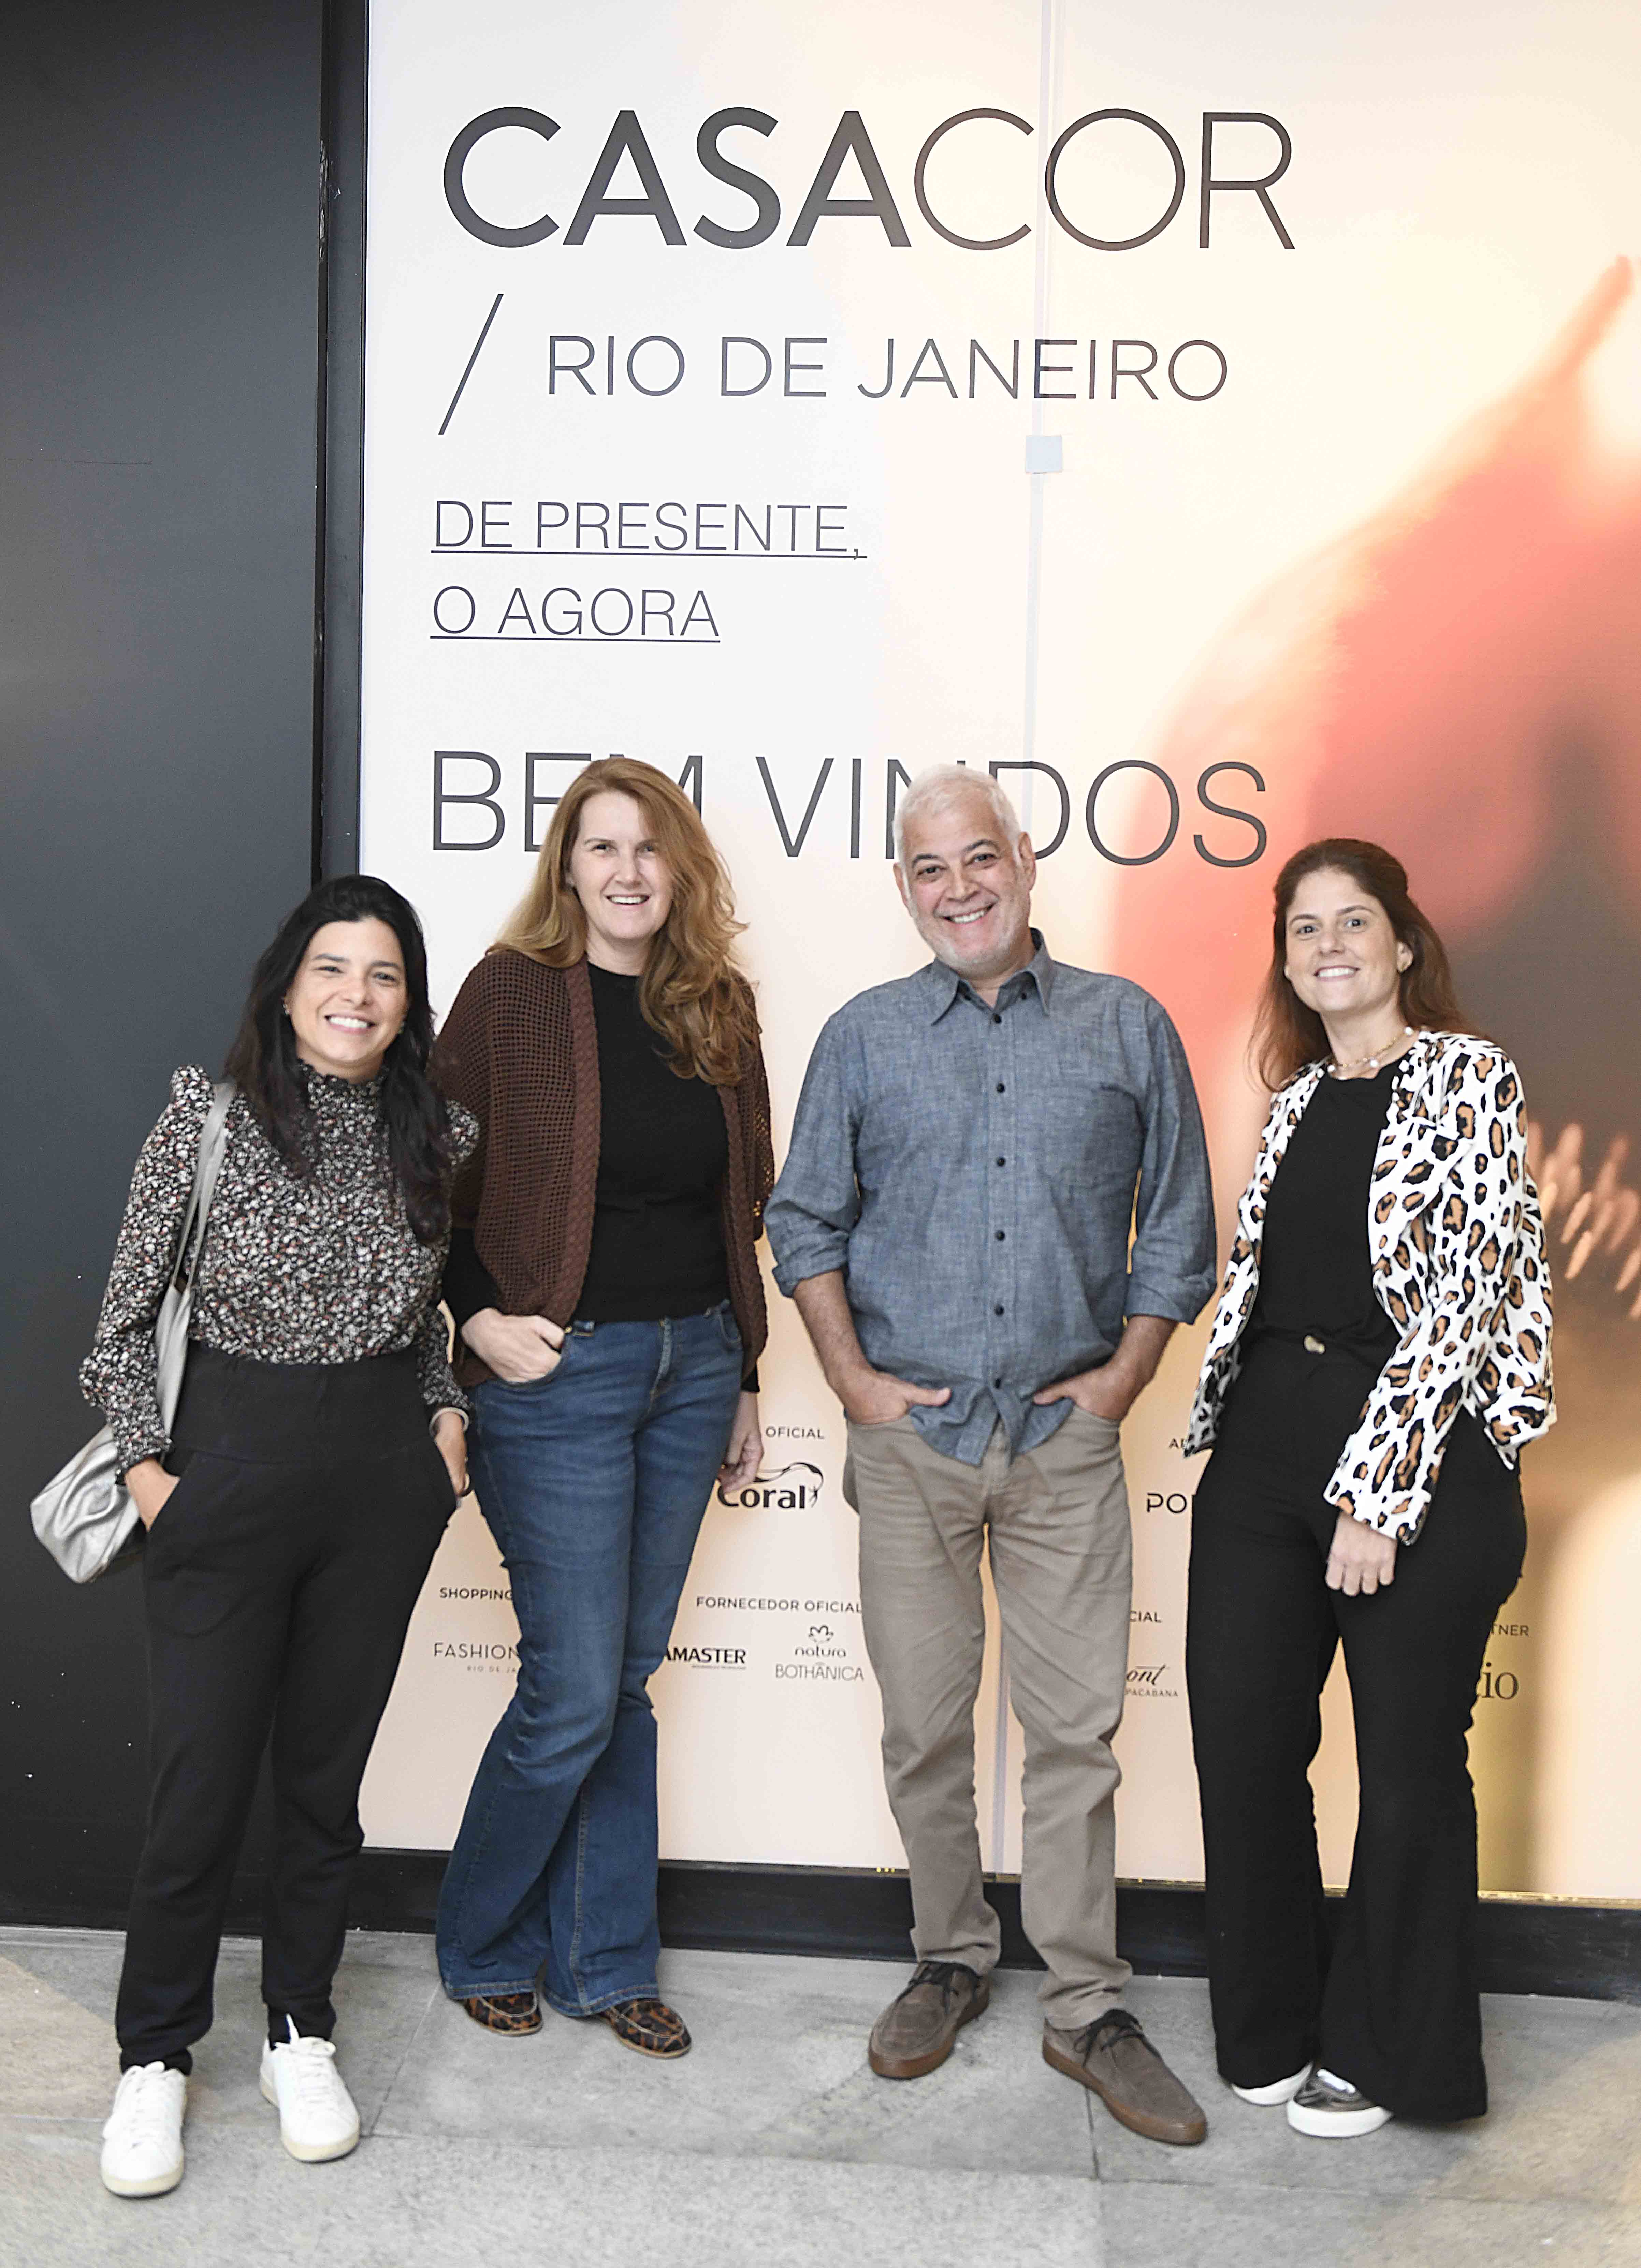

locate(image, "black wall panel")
[[1, 0, 325, 1911]]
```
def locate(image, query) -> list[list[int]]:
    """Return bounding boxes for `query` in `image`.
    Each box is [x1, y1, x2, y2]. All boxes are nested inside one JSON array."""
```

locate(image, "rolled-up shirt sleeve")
[[766, 1013, 863, 1296], [1125, 1001, 1217, 1325]]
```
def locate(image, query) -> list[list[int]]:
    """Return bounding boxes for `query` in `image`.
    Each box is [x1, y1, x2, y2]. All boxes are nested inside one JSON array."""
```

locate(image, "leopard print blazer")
[[1185, 1031, 1555, 1541]]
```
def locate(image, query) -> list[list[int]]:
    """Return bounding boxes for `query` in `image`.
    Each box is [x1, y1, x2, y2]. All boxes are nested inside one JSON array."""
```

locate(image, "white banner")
[[357, 0, 1641, 1896]]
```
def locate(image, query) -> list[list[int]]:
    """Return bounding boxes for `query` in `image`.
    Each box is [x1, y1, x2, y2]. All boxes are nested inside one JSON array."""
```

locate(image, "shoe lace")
[[279, 2035, 343, 2107], [1071, 2007, 1145, 2058], [904, 1961, 973, 2010], [113, 2064, 179, 2143]]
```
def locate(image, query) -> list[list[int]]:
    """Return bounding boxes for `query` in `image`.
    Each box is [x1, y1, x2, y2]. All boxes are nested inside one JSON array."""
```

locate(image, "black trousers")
[[116, 1347, 455, 2068], [1185, 1334, 1526, 2122]]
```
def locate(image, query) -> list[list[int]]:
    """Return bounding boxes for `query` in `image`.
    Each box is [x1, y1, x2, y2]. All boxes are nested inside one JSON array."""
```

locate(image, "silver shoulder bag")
[[31, 1080, 235, 1583]]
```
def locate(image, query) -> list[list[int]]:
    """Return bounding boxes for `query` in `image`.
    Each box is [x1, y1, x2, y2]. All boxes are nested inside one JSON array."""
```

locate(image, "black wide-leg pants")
[[1185, 1336, 1526, 2123], [115, 1348, 455, 2068]]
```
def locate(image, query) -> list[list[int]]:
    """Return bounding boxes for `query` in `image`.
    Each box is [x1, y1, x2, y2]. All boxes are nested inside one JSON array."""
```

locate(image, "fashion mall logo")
[[431, 1640, 520, 1672], [716, 1461, 824, 1511], [444, 107, 1294, 255]]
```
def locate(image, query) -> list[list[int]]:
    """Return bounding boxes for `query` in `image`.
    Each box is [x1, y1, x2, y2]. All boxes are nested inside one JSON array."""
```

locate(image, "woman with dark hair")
[[81, 875, 475, 2198], [1184, 839, 1554, 2137], [431, 757, 772, 2059]]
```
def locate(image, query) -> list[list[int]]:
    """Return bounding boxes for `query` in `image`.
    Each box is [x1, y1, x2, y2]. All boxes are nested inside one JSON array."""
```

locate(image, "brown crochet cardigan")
[[431, 949, 773, 1389]]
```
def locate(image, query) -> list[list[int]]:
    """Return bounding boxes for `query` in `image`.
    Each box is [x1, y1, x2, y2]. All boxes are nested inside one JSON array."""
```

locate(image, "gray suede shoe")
[[1043, 2009, 1208, 2145], [869, 1961, 990, 2079]]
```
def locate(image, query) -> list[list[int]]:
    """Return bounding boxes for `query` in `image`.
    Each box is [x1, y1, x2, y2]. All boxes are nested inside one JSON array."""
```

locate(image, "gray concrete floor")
[[1, 1929, 1637, 2268]]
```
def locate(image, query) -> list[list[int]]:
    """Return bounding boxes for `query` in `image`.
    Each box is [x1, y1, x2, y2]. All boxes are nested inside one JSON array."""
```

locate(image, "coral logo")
[[717, 1461, 824, 1511]]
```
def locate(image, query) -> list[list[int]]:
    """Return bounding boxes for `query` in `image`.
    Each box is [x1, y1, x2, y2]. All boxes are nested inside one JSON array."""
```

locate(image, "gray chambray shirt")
[[766, 934, 1216, 1466]]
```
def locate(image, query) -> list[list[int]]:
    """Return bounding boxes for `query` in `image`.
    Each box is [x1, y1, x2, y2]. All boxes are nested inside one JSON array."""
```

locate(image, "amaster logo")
[[717, 1460, 824, 1511]]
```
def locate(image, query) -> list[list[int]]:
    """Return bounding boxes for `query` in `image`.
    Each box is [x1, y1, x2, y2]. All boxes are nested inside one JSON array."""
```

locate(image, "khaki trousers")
[[844, 1408, 1133, 2026]]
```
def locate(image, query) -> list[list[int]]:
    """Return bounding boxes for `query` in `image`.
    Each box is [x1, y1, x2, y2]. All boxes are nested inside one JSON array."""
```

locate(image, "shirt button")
[[996, 1082, 1005, 1094], [993, 1375, 1003, 1388], [991, 1013, 1002, 1026], [993, 1303, 1004, 1316], [994, 1229, 1005, 1242]]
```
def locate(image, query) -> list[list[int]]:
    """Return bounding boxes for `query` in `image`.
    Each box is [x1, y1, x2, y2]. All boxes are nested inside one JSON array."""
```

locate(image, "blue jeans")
[[436, 1303, 742, 2011]]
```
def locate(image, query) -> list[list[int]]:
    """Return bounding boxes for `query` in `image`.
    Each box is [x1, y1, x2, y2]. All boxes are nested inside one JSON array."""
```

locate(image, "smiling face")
[[567, 789, 675, 973], [1282, 867, 1411, 1035], [284, 918, 407, 1082], [895, 786, 1037, 995]]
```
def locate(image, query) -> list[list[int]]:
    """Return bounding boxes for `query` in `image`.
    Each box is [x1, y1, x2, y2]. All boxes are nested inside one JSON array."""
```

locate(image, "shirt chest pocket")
[[1040, 1074, 1143, 1200]]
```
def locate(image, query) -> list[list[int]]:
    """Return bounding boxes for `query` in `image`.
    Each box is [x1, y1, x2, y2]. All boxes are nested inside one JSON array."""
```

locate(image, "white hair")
[[892, 764, 1024, 868]]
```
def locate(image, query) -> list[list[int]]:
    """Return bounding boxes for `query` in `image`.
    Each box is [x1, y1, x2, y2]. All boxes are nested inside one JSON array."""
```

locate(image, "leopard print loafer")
[[460, 1991, 542, 2036], [600, 1998, 691, 2059]]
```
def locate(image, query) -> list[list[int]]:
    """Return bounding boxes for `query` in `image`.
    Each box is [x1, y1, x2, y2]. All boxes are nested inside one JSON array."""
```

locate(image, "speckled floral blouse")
[[80, 1064, 479, 1474]]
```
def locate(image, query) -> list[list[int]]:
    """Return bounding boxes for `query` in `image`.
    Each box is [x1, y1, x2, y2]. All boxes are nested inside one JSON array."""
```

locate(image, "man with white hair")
[[766, 764, 1215, 2144]]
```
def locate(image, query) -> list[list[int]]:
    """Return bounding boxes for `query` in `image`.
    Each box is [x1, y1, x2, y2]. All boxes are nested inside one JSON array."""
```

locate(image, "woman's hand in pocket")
[[432, 1408, 469, 1501], [126, 1457, 180, 1530], [461, 1308, 565, 1382]]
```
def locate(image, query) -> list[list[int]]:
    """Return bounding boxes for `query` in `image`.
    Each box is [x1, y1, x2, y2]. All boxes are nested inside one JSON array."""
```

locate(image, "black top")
[[1250, 1066, 1398, 1354], [577, 963, 730, 1322]]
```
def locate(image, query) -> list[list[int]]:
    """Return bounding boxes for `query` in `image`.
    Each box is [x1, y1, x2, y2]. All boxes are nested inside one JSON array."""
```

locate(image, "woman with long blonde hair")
[[431, 759, 772, 2058]]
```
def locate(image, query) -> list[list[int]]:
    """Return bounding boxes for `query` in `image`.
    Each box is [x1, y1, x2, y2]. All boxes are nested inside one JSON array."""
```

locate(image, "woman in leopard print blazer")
[[1185, 839, 1553, 2143]]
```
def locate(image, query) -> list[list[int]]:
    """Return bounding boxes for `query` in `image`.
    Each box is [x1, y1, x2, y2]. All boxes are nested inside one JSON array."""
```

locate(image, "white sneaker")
[[101, 2063, 186, 2196], [1287, 2067, 1394, 2137], [259, 2024, 360, 2162], [1232, 2062, 1312, 2105]]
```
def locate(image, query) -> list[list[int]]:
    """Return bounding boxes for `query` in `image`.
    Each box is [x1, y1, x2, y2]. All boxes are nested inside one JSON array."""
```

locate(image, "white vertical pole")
[[993, 0, 1067, 1875]]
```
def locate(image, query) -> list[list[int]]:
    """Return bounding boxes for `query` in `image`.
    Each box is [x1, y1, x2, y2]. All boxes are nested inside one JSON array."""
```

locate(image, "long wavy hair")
[[1252, 837, 1475, 1091], [496, 758, 756, 1084], [224, 875, 456, 1242]]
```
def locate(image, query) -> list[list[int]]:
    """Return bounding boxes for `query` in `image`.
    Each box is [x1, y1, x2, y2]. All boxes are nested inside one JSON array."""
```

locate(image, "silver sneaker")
[[1287, 2068, 1393, 2137]]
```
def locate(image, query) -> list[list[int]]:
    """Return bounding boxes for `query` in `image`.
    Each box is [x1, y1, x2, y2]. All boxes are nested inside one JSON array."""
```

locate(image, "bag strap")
[[172, 1080, 236, 1292]]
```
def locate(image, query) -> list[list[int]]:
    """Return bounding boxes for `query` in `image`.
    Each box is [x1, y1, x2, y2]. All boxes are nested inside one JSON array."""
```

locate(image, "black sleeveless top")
[[1249, 1066, 1398, 1355], [577, 962, 731, 1322]]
